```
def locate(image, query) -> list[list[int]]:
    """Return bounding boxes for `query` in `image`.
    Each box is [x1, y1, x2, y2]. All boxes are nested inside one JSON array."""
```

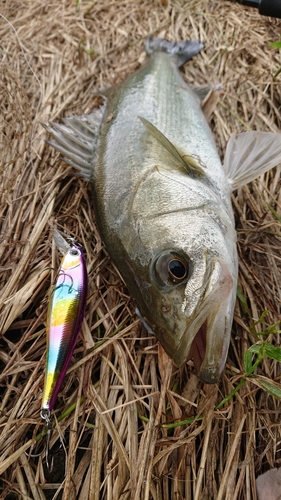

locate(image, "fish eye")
[[154, 252, 189, 286], [168, 258, 187, 282]]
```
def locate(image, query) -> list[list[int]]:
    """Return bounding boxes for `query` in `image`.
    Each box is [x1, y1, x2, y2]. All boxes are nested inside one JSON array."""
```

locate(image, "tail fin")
[[145, 36, 204, 68]]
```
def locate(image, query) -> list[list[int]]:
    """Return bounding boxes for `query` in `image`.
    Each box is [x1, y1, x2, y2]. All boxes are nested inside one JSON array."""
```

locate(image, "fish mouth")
[[186, 317, 226, 384], [173, 307, 231, 384], [188, 320, 207, 374], [171, 259, 236, 384]]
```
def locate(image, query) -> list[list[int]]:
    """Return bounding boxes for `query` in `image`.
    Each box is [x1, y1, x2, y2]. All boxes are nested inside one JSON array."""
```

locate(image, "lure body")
[[41, 240, 87, 414]]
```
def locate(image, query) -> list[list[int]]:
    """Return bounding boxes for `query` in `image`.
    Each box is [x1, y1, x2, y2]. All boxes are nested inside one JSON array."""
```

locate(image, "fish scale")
[[45, 37, 281, 383]]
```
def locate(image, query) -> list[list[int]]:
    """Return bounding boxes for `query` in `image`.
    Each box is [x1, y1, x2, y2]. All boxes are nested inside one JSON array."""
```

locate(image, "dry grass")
[[0, 1, 281, 499]]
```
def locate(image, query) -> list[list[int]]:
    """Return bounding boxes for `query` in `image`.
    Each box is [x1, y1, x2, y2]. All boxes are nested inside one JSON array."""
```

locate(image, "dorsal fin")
[[138, 116, 205, 177], [43, 102, 105, 181]]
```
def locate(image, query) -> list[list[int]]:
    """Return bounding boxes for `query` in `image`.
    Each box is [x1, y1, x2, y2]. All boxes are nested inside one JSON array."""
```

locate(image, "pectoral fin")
[[139, 116, 205, 177], [224, 131, 281, 190]]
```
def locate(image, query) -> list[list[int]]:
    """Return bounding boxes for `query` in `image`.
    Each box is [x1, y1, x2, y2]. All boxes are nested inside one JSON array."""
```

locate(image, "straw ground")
[[0, 1, 281, 499]]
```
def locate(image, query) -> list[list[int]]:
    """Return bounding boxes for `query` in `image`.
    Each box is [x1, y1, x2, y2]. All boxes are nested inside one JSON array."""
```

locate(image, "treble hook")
[[25, 412, 63, 471], [25, 411, 55, 471], [40, 408, 54, 472]]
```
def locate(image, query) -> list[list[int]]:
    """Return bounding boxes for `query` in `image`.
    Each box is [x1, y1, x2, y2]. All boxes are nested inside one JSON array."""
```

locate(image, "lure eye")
[[69, 248, 80, 256], [153, 252, 189, 287]]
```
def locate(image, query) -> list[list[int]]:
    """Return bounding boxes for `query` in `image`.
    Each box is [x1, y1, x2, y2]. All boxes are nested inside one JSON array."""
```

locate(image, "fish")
[[41, 230, 87, 420], [256, 468, 281, 500], [44, 37, 281, 384]]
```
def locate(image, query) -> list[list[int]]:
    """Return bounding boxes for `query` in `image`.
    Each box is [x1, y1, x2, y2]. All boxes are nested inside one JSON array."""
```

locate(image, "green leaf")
[[252, 376, 281, 399], [273, 66, 281, 80], [268, 203, 281, 222], [256, 310, 271, 325], [244, 343, 265, 375], [263, 323, 281, 336], [249, 310, 281, 337], [216, 378, 246, 410], [247, 343, 262, 354], [270, 41, 281, 49], [244, 350, 254, 376], [237, 285, 250, 314], [264, 342, 281, 362]]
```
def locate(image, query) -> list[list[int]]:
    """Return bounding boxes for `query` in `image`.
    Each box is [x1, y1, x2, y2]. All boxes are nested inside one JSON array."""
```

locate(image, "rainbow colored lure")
[[41, 231, 87, 421]]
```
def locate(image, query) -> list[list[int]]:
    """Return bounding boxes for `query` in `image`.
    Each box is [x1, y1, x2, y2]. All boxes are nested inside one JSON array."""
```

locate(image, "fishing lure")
[[41, 230, 87, 423]]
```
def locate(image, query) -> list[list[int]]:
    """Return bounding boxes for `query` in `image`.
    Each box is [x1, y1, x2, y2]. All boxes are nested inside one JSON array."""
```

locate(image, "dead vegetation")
[[0, 0, 281, 499]]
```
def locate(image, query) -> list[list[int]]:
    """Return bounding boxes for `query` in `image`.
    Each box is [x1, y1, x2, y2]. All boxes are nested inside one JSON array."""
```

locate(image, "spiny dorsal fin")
[[43, 103, 105, 181], [138, 116, 205, 177], [224, 131, 281, 190]]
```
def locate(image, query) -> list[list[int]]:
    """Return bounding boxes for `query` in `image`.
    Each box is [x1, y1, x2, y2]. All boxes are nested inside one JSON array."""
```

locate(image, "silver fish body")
[[94, 42, 237, 384], [46, 38, 281, 383]]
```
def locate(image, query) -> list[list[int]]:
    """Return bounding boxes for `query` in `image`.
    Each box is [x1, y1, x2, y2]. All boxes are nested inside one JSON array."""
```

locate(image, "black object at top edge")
[[229, 0, 281, 18]]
